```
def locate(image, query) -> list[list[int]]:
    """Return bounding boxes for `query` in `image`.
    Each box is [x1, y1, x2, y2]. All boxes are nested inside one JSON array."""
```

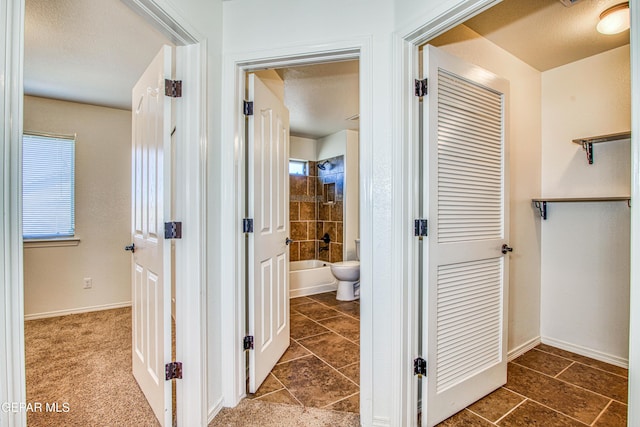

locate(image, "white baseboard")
[[24, 301, 132, 321], [507, 336, 541, 362], [289, 282, 338, 298], [372, 416, 391, 427], [207, 397, 225, 424], [541, 336, 629, 369]]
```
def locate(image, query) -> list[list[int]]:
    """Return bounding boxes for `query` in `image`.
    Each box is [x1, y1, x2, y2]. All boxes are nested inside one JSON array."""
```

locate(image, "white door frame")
[[394, 0, 640, 425], [0, 1, 208, 426], [220, 37, 374, 424], [1, 1, 26, 425], [627, 4, 640, 424]]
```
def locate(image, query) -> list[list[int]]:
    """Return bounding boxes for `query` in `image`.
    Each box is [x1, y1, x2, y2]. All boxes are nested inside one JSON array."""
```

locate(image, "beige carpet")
[[209, 399, 360, 427], [25, 307, 159, 426]]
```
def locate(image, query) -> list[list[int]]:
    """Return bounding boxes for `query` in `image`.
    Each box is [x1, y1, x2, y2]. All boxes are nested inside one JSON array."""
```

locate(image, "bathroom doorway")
[[245, 61, 361, 413]]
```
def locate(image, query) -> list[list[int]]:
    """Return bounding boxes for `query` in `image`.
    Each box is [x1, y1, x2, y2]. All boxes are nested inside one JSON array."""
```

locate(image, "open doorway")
[[414, 0, 630, 425], [21, 0, 177, 425], [246, 62, 361, 412]]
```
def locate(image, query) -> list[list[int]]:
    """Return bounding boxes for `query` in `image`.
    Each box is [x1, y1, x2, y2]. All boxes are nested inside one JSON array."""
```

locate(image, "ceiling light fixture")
[[597, 2, 630, 35]]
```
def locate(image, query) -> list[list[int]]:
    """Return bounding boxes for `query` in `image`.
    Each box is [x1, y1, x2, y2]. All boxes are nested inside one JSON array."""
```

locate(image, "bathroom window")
[[289, 160, 307, 176], [22, 132, 76, 239]]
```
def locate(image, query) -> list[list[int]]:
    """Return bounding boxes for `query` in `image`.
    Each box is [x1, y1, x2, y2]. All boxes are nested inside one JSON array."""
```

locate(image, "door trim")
[[220, 37, 374, 424], [173, 40, 208, 427], [0, 2, 207, 426], [628, 3, 640, 424], [1, 1, 26, 425]]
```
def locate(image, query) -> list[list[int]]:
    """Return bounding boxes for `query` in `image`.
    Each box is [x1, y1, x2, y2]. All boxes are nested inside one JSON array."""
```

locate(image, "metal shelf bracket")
[[533, 200, 547, 220], [582, 141, 593, 164], [572, 132, 630, 165]]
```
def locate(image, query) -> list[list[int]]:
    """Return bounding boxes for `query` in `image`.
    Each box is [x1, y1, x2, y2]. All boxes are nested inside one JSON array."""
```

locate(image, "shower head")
[[317, 160, 331, 170]]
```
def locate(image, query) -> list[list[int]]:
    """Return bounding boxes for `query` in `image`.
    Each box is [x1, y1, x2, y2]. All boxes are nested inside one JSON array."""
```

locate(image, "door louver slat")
[[436, 258, 503, 393], [437, 69, 504, 244]]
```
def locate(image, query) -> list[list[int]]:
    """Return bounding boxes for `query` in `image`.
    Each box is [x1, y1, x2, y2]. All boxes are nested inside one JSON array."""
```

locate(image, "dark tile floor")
[[439, 343, 628, 426], [249, 292, 360, 413], [250, 293, 628, 426]]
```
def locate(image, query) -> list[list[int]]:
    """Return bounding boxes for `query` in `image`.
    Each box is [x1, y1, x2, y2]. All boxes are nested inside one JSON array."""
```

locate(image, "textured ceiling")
[[463, 0, 630, 71], [24, 0, 172, 110], [280, 61, 359, 139], [23, 0, 630, 136]]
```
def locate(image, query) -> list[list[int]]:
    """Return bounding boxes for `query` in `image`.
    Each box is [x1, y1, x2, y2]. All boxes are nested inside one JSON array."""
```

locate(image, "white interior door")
[[247, 73, 290, 393], [130, 45, 173, 427], [421, 45, 510, 426]]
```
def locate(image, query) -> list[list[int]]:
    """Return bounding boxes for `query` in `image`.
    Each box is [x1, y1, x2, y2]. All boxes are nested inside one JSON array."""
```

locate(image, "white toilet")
[[330, 239, 360, 301]]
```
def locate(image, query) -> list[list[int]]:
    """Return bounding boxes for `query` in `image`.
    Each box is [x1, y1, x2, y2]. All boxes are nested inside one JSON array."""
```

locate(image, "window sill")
[[24, 238, 81, 248]]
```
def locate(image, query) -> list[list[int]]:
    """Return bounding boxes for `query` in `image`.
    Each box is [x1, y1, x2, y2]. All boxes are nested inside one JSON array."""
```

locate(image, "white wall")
[[317, 130, 360, 260], [430, 24, 543, 357], [318, 129, 347, 159], [540, 45, 631, 365], [345, 130, 360, 260], [290, 136, 317, 161], [22, 96, 131, 318]]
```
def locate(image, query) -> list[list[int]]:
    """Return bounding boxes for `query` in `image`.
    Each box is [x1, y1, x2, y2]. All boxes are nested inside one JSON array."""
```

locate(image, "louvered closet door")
[[422, 45, 510, 427]]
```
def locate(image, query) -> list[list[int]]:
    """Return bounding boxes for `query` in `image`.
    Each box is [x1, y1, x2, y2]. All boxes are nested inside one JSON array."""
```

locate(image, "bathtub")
[[289, 260, 337, 298]]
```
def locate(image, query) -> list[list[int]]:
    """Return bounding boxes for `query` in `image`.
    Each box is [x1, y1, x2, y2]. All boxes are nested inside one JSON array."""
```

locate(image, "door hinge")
[[414, 219, 428, 237], [165, 79, 183, 98], [414, 79, 428, 97], [414, 357, 427, 377], [243, 218, 254, 233], [164, 221, 182, 239], [243, 100, 254, 116], [243, 335, 254, 350], [165, 361, 183, 380]]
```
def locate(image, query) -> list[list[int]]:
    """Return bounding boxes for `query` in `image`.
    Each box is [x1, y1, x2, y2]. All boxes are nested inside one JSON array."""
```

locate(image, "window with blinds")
[[22, 133, 76, 239]]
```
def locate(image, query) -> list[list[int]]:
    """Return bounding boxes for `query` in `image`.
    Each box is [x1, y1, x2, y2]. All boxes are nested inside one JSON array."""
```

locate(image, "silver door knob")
[[285, 238, 293, 245], [501, 244, 513, 254]]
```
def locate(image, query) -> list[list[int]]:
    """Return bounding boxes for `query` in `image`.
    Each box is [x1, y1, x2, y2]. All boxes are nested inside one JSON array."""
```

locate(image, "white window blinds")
[[22, 133, 76, 239]]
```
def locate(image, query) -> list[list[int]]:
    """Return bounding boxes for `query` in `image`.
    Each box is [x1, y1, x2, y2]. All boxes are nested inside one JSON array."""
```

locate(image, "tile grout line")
[[280, 384, 305, 407], [502, 392, 592, 426], [554, 360, 575, 378], [266, 359, 312, 408], [462, 408, 498, 426], [294, 307, 360, 346], [295, 338, 361, 388], [510, 361, 626, 404], [320, 391, 360, 411], [590, 399, 613, 426], [533, 347, 628, 380], [316, 322, 360, 346], [491, 396, 529, 424], [308, 296, 361, 322], [276, 351, 315, 366], [503, 383, 600, 426], [253, 374, 290, 402]]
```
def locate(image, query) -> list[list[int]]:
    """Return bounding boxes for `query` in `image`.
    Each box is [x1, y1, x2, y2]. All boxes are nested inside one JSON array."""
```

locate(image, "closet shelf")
[[531, 196, 631, 220], [572, 131, 631, 164]]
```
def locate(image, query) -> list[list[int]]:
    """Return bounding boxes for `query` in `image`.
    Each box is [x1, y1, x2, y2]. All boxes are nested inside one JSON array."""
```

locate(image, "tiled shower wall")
[[289, 156, 344, 263]]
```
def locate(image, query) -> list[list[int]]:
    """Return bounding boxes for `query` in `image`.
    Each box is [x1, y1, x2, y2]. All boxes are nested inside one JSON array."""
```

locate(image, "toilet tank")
[[355, 239, 360, 261]]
